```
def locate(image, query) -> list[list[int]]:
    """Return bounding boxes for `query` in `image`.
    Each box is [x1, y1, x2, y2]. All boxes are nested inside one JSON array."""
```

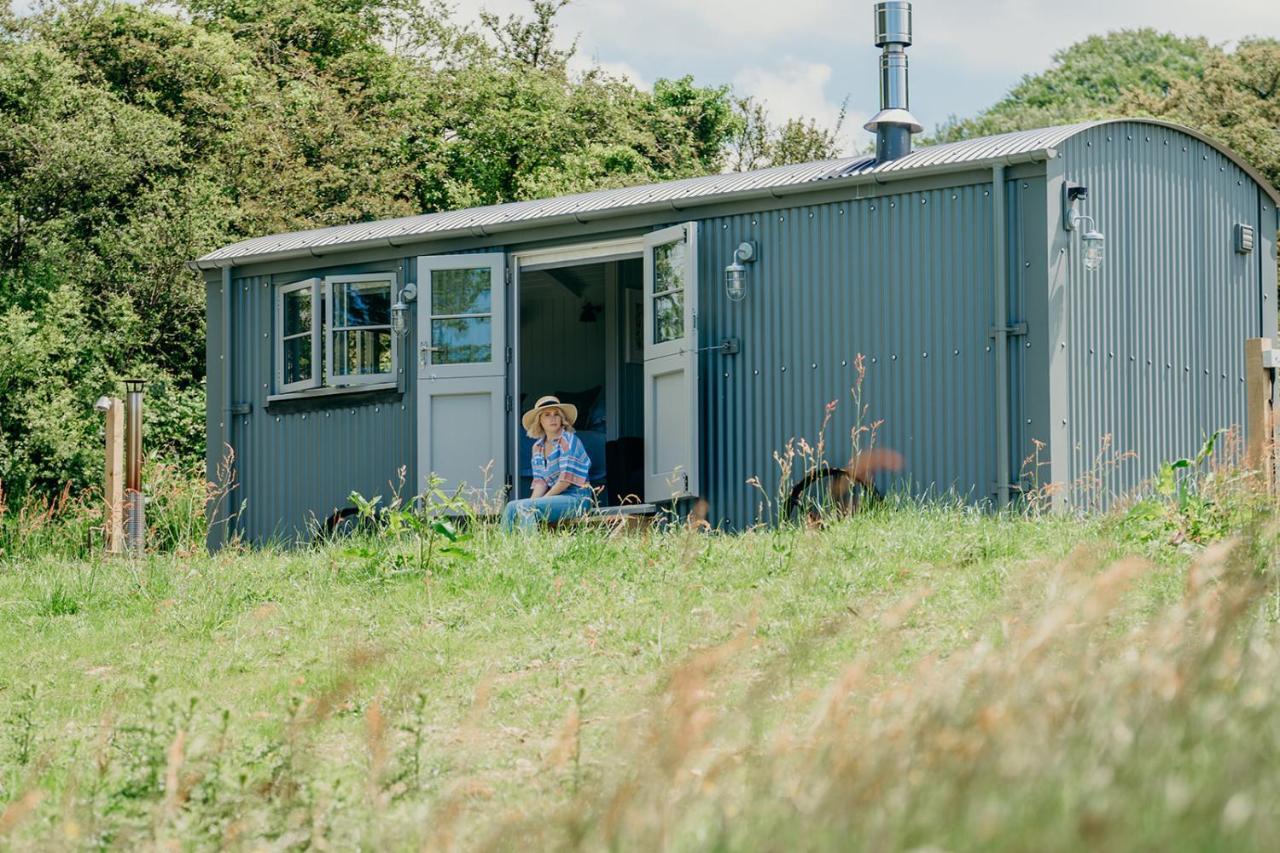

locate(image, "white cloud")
[[734, 60, 864, 140]]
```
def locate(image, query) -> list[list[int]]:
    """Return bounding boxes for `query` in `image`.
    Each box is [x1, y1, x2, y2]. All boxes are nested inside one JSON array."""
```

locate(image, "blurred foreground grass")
[[0, 503, 1277, 850]]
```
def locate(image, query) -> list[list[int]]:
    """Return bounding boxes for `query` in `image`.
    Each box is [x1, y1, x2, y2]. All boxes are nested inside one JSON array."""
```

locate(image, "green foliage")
[[344, 471, 474, 579], [1118, 431, 1256, 548], [929, 29, 1216, 143]]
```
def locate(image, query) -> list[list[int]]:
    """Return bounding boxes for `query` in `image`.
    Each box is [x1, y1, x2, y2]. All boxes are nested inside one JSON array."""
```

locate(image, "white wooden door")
[[642, 223, 699, 501], [416, 254, 507, 505]]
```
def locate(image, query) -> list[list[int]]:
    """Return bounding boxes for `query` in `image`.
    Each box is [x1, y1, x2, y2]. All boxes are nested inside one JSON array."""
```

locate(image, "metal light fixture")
[[391, 282, 417, 337], [724, 241, 757, 302], [1063, 183, 1106, 273]]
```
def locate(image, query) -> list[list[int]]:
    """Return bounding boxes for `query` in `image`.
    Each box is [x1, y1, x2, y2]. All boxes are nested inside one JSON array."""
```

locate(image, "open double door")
[[415, 223, 699, 508]]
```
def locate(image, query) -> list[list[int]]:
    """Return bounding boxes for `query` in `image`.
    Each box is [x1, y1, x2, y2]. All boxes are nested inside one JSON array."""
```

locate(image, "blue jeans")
[[501, 493, 593, 532]]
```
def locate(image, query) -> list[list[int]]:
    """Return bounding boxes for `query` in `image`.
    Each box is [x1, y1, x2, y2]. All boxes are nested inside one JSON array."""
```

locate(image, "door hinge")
[[504, 266, 512, 285], [505, 394, 512, 413], [505, 345, 513, 364], [988, 321, 1028, 338]]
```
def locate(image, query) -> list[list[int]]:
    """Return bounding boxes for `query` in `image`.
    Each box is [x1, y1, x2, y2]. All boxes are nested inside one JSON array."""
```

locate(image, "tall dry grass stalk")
[[489, 519, 1280, 851]]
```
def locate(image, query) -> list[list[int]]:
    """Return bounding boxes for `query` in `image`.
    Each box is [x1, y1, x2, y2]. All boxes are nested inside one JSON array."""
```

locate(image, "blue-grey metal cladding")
[[219, 265, 418, 544], [1055, 122, 1276, 505], [696, 181, 1007, 529]]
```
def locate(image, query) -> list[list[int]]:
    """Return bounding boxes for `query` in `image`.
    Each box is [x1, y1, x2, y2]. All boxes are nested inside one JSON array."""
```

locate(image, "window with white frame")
[[273, 273, 398, 395]]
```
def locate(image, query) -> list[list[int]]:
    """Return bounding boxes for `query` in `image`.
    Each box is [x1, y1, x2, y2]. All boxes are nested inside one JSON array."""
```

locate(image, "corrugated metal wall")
[[697, 180, 1010, 528], [1057, 122, 1275, 505], [219, 263, 418, 544]]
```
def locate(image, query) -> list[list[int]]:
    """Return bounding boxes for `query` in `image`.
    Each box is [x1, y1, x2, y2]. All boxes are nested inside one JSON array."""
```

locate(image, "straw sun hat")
[[521, 395, 578, 437]]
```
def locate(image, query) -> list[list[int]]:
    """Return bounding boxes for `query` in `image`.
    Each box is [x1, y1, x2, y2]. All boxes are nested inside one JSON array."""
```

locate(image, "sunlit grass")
[[0, 500, 1276, 849]]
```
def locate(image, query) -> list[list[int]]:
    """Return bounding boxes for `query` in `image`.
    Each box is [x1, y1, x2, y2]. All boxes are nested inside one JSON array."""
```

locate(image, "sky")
[[456, 0, 1280, 152]]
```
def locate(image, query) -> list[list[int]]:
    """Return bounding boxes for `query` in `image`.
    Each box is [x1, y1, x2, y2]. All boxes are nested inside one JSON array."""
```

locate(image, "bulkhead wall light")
[[392, 282, 417, 337], [1063, 182, 1106, 273], [724, 241, 757, 302]]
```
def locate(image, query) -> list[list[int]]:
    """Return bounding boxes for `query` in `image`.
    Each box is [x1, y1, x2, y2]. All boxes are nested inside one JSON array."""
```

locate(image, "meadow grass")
[[0, 498, 1277, 850]]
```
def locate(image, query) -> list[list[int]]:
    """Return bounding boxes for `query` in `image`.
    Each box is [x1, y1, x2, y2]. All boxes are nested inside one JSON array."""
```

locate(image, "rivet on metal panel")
[[1145, 136, 1150, 141], [1024, 261, 1031, 268], [751, 219, 758, 225], [263, 383, 267, 389], [986, 346, 991, 353], [811, 363, 817, 369], [1184, 366, 1190, 372], [1129, 355, 1135, 362], [1182, 146, 1187, 151], [1147, 359, 1153, 365], [219, 355, 224, 360], [218, 421, 224, 428], [808, 211, 814, 218], [263, 333, 268, 339], [1025, 341, 1031, 348], [842, 360, 848, 366], [1026, 419, 1032, 425], [891, 201, 896, 208], [1062, 419, 1067, 425], [723, 372, 729, 379], [984, 191, 989, 197], [921, 198, 927, 205], [1108, 352, 1113, 358], [1087, 141, 1092, 147], [401, 405, 406, 411], [350, 410, 356, 415], [781, 366, 787, 372], [1163, 140, 1168, 146], [275, 417, 281, 423], [838, 208, 845, 215], [953, 349, 959, 356], [1166, 363, 1171, 369], [1022, 183, 1028, 189], [1060, 342, 1066, 349], [1203, 369, 1209, 375], [1089, 347, 1094, 354], [871, 357, 877, 363], [326, 412, 330, 417], [753, 369, 759, 376], [1107, 135, 1112, 141], [375, 407, 380, 413], [779, 215, 785, 222], [722, 223, 728, 229], [922, 352, 928, 358], [301, 414, 306, 420], [951, 194, 957, 200], [891, 354, 898, 360], [870, 205, 877, 211]]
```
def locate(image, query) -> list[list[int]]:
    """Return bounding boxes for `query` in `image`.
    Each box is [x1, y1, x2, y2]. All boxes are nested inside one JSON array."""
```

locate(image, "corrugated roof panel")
[[196, 119, 1276, 267]]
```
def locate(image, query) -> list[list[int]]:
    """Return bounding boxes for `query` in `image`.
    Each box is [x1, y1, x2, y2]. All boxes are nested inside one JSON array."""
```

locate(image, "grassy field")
[[1, 495, 1278, 850]]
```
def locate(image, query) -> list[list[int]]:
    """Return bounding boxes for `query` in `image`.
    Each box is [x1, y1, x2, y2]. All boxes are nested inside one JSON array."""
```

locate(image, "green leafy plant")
[[346, 469, 475, 578]]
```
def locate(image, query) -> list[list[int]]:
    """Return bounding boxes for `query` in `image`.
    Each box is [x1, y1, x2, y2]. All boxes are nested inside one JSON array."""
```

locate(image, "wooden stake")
[[105, 398, 125, 554], [1244, 338, 1273, 491]]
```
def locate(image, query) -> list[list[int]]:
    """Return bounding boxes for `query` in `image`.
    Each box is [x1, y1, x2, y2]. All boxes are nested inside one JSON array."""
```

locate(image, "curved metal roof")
[[194, 119, 1278, 269]]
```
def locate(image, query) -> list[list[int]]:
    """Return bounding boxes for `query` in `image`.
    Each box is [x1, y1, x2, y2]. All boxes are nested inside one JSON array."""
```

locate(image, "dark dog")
[[785, 449, 904, 526]]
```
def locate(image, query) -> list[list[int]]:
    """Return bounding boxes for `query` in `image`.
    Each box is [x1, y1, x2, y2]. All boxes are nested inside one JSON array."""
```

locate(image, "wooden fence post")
[[105, 397, 125, 554], [1244, 338, 1275, 492]]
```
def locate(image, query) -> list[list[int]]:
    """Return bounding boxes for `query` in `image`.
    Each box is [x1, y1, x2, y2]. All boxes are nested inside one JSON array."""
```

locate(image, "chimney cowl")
[[864, 1, 922, 163]]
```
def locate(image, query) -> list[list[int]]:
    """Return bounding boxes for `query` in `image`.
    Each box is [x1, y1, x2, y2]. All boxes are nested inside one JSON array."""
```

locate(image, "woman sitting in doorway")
[[501, 395, 594, 532]]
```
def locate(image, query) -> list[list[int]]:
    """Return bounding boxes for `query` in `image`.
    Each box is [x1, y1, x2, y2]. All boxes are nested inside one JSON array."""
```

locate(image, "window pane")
[[654, 292, 683, 343], [332, 330, 393, 377], [431, 317, 492, 364], [653, 241, 685, 296], [283, 288, 311, 336], [283, 336, 312, 385], [431, 268, 492, 316], [334, 280, 390, 327]]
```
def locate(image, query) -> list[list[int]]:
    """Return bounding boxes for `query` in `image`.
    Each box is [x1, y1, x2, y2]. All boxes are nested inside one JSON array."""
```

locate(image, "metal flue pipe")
[[124, 378, 145, 554], [864, 1, 923, 163]]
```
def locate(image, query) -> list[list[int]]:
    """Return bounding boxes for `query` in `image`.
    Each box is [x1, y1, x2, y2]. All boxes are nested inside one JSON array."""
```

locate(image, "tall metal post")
[[124, 378, 146, 554]]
